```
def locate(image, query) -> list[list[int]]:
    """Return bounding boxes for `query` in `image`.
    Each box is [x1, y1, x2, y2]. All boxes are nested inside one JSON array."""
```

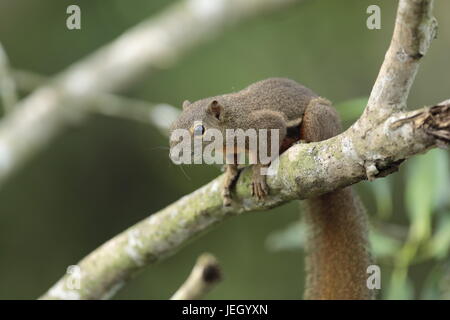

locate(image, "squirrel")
[[169, 78, 373, 299]]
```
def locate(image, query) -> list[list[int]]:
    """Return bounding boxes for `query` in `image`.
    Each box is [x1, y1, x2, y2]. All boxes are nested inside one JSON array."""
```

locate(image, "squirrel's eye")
[[193, 124, 205, 136]]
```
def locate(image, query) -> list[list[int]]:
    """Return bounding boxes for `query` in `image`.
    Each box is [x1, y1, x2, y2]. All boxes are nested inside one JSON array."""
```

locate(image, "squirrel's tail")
[[299, 98, 373, 299], [303, 188, 373, 299]]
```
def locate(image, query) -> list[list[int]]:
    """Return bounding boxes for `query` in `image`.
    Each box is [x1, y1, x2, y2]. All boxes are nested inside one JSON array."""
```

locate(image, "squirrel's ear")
[[182, 100, 191, 110], [208, 100, 223, 120]]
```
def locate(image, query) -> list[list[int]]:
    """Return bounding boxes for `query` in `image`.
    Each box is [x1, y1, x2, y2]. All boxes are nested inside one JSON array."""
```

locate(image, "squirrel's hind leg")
[[247, 110, 287, 201]]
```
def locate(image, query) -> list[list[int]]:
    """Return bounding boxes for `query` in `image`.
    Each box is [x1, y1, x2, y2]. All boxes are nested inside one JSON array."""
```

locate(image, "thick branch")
[[360, 0, 437, 127], [170, 253, 222, 300], [40, 100, 449, 300], [0, 0, 300, 186]]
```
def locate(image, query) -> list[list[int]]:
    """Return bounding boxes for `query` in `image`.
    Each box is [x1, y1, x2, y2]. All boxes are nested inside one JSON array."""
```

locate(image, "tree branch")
[[12, 69, 180, 135], [0, 43, 18, 113], [359, 0, 437, 126], [170, 253, 222, 300], [40, 100, 449, 300], [40, 0, 443, 300]]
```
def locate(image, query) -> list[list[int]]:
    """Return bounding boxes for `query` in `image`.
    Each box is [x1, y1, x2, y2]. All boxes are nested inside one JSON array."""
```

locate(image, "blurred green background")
[[0, 0, 449, 299]]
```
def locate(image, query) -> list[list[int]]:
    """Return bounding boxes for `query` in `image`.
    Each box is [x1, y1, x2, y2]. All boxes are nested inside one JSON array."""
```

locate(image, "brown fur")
[[300, 99, 373, 299], [169, 78, 316, 144], [170, 78, 373, 299]]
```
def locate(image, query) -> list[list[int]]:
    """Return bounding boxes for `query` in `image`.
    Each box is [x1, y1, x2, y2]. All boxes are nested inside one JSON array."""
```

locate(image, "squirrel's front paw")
[[251, 175, 269, 200], [222, 164, 240, 207]]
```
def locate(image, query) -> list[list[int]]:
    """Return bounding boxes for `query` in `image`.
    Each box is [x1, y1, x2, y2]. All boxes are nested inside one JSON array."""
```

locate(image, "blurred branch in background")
[[0, 0, 301, 187], [170, 253, 222, 300], [39, 0, 448, 300], [0, 42, 18, 114], [13, 70, 180, 136]]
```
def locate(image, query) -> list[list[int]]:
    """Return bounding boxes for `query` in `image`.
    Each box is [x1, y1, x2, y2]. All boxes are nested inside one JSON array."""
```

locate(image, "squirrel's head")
[[169, 98, 228, 153]]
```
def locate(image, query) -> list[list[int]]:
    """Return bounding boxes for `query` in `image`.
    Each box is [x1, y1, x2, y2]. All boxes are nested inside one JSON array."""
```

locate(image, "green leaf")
[[265, 221, 306, 251], [405, 149, 446, 242], [421, 264, 446, 300], [426, 213, 450, 259], [369, 177, 393, 219], [386, 273, 415, 300], [432, 150, 450, 210], [369, 229, 402, 258]]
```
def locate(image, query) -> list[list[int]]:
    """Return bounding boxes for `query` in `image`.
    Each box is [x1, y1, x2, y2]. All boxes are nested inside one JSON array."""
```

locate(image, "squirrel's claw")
[[251, 176, 269, 200]]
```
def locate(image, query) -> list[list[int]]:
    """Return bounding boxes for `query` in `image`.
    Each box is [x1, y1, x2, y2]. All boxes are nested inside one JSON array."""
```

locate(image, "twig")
[[92, 95, 180, 134], [0, 43, 18, 113], [171, 253, 222, 300], [12, 69, 180, 134]]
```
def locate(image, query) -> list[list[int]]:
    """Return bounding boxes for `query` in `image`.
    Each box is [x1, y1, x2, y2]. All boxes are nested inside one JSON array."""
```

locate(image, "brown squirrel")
[[170, 78, 373, 299]]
